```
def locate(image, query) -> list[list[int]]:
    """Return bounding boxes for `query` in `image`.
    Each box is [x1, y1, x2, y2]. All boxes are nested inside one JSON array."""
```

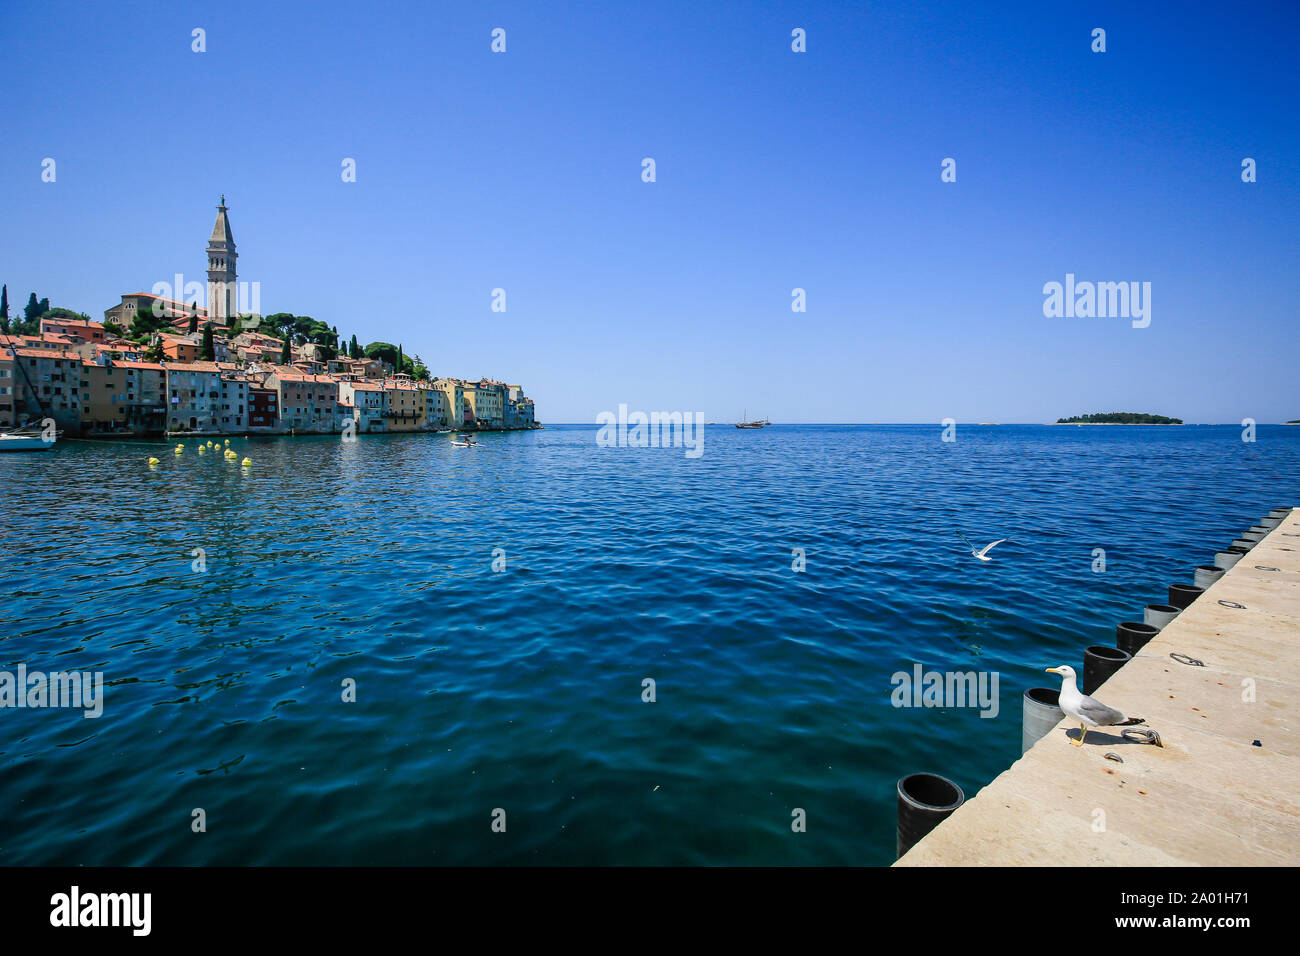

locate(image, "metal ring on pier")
[[1217, 600, 1247, 609], [1121, 728, 1163, 747], [1170, 652, 1204, 666], [1104, 753, 1124, 763], [896, 773, 965, 860], [1254, 565, 1280, 572]]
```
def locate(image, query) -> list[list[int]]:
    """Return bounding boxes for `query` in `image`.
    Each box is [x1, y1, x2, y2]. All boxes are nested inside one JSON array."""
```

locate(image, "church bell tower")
[[206, 195, 238, 323]]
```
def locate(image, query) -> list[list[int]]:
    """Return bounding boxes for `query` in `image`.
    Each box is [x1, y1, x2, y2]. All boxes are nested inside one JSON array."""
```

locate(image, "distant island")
[[1056, 412, 1183, 425]]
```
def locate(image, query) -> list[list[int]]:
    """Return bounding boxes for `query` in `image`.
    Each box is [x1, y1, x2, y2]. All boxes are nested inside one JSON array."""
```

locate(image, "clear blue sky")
[[2, 0, 1297, 423]]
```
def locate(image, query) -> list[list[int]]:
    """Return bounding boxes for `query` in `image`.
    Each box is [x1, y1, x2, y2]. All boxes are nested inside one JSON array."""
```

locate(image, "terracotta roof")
[[126, 293, 207, 309], [9, 348, 84, 360], [165, 361, 221, 373]]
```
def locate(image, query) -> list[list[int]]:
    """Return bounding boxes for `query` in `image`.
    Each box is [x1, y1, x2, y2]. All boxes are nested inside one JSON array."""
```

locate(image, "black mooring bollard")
[[1169, 583, 1204, 610], [1116, 621, 1159, 657], [897, 773, 965, 860], [1083, 644, 1131, 695]]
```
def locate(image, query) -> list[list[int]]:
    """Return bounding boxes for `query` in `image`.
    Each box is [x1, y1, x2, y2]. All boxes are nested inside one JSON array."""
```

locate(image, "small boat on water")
[[735, 409, 770, 429], [0, 428, 56, 451]]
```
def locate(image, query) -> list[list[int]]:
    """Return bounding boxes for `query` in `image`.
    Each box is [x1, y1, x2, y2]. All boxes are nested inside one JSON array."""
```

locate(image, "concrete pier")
[[896, 509, 1299, 866]]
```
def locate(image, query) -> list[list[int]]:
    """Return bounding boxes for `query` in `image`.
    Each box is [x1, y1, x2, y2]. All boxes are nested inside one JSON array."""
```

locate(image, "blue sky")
[[2, 0, 1297, 423]]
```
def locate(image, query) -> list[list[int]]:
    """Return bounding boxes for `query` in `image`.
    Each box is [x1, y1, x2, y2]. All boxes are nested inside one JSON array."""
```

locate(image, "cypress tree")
[[201, 323, 215, 361], [280, 337, 291, 364], [24, 292, 39, 321], [1, 284, 8, 320]]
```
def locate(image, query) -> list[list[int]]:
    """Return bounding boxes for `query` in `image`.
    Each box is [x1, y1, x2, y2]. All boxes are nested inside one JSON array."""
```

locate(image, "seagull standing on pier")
[[957, 531, 1007, 562], [1045, 665, 1145, 746]]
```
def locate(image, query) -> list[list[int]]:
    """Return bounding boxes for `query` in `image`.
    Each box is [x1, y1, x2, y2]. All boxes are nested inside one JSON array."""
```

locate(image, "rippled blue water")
[[0, 424, 1296, 865]]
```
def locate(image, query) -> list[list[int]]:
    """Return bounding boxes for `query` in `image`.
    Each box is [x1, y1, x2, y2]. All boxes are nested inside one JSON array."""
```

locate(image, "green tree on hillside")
[[1, 284, 8, 321], [44, 308, 91, 320], [364, 342, 399, 368], [127, 300, 173, 342], [280, 338, 292, 364], [201, 323, 215, 361]]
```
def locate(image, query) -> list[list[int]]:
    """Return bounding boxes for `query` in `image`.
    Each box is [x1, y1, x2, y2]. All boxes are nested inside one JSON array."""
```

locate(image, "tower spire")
[[206, 197, 237, 322]]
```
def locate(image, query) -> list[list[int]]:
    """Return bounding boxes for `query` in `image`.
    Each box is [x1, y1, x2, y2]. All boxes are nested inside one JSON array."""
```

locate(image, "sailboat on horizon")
[[735, 409, 771, 429]]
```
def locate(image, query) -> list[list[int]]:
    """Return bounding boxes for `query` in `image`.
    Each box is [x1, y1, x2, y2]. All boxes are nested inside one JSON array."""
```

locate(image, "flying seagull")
[[1045, 665, 1145, 746], [957, 531, 1007, 562]]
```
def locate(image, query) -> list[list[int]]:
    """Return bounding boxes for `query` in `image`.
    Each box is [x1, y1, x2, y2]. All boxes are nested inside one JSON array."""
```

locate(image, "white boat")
[[0, 431, 56, 451]]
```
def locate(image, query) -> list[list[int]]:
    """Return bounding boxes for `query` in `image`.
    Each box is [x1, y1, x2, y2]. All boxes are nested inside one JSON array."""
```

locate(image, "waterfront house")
[[422, 384, 453, 429], [505, 385, 536, 429], [431, 378, 466, 429], [81, 357, 167, 435], [248, 387, 279, 431], [266, 366, 340, 432], [165, 361, 223, 432], [382, 379, 423, 431], [2, 347, 84, 433], [216, 363, 249, 432], [460, 379, 505, 429], [337, 380, 385, 432]]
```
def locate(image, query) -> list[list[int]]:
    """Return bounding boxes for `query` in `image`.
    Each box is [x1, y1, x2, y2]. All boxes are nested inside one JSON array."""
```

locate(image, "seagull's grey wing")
[[956, 531, 976, 551], [977, 539, 1008, 558], [1077, 694, 1127, 726]]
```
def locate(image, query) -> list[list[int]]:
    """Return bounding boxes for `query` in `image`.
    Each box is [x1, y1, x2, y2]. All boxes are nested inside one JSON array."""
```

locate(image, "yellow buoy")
[[174, 446, 183, 455], [224, 439, 230, 445], [147, 457, 160, 465], [197, 445, 206, 455], [241, 457, 252, 467]]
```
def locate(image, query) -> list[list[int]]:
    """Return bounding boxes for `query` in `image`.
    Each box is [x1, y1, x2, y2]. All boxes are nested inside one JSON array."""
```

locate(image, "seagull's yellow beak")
[[1045, 667, 1061, 674]]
